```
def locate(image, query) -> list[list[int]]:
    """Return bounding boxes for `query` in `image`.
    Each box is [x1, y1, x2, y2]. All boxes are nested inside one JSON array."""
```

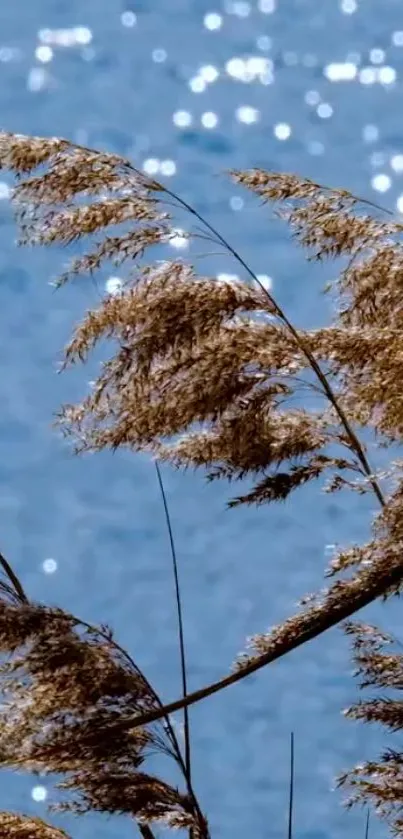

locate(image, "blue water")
[[0, 1, 402, 837]]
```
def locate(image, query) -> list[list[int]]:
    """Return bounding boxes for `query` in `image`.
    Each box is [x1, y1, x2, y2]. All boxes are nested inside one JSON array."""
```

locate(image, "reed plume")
[[0, 578, 207, 839], [0, 813, 71, 839], [1, 130, 403, 835], [339, 622, 403, 836]]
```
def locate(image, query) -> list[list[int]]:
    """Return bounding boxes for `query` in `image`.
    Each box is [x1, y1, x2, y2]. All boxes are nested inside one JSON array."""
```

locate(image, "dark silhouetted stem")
[[155, 461, 192, 783], [364, 809, 370, 839], [0, 551, 28, 603], [287, 733, 295, 839]]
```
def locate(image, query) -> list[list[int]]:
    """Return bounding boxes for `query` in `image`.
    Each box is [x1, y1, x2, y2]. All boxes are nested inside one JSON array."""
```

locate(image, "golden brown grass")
[[339, 622, 403, 836], [0, 130, 402, 836], [0, 589, 207, 838], [0, 813, 71, 839]]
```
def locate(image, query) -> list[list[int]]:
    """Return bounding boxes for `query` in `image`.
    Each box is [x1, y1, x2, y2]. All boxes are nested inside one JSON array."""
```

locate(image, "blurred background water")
[[0, 1, 402, 837]]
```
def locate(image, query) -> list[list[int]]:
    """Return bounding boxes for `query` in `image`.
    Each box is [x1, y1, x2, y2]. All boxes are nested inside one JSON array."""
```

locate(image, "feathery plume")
[[2, 132, 403, 838], [0, 590, 207, 835], [0, 812, 72, 839], [339, 622, 403, 836]]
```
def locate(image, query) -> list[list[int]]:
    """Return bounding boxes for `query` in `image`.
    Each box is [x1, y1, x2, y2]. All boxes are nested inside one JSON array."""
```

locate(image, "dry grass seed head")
[[55, 260, 355, 504], [0, 812, 72, 839], [1, 133, 395, 506], [336, 244, 403, 328], [229, 169, 344, 203], [0, 595, 201, 829], [0, 132, 171, 295], [338, 622, 403, 835], [0, 132, 69, 174], [3, 132, 403, 835]]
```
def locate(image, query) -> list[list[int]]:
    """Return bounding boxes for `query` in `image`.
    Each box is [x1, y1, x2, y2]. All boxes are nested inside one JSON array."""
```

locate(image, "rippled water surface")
[[1, 1, 403, 837]]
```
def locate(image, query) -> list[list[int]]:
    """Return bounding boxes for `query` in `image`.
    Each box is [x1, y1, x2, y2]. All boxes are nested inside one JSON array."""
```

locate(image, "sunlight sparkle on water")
[[305, 90, 321, 105], [200, 64, 219, 83], [340, 0, 357, 13], [38, 27, 92, 47], [42, 558, 58, 574], [225, 1, 251, 17], [35, 45, 53, 63], [189, 76, 207, 93], [143, 158, 160, 175], [201, 111, 219, 128], [169, 230, 189, 250], [359, 67, 379, 84], [173, 110, 193, 127], [235, 105, 259, 124], [160, 159, 176, 176], [371, 173, 392, 193], [369, 48, 385, 65], [152, 48, 167, 63], [121, 11, 137, 27], [249, 56, 273, 82], [390, 154, 403, 173], [257, 274, 272, 290], [324, 63, 357, 82], [274, 122, 291, 140], [0, 183, 11, 199], [317, 103, 333, 119], [31, 786, 48, 802], [105, 277, 123, 295], [203, 12, 223, 30], [141, 157, 177, 176], [359, 66, 397, 84], [226, 56, 273, 83], [257, 0, 276, 13], [378, 66, 397, 84]]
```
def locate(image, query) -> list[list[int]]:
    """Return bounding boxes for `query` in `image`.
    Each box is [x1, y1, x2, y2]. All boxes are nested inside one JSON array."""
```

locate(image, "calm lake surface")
[[0, 1, 402, 837]]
